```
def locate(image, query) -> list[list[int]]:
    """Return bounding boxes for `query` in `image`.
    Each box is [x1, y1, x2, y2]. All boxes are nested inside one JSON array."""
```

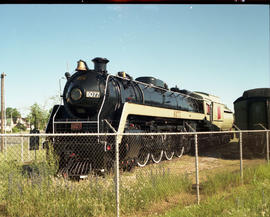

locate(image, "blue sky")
[[0, 5, 269, 116]]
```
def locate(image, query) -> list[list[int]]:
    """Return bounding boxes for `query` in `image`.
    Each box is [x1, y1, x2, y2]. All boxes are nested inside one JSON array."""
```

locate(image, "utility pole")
[[10, 111, 13, 132], [1, 73, 6, 152]]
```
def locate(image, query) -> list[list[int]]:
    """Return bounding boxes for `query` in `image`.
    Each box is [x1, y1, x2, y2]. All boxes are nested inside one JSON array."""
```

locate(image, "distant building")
[[0, 117, 30, 132]]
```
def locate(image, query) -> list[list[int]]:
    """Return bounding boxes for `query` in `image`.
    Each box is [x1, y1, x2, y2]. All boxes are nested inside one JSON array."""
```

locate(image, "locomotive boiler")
[[46, 57, 234, 177]]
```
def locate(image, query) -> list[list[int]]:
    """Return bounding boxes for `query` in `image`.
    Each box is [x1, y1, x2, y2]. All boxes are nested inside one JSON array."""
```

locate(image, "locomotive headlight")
[[70, 88, 82, 101]]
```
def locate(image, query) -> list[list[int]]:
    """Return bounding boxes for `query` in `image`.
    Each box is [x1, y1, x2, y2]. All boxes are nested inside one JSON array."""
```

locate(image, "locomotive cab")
[[194, 91, 234, 131]]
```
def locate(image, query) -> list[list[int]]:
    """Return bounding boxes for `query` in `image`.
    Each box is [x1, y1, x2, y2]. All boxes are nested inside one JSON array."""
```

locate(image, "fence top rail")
[[0, 129, 269, 137]]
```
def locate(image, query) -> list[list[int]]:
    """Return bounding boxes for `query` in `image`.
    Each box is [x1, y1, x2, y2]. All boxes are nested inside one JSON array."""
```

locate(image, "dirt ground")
[[121, 140, 267, 217], [121, 139, 267, 183]]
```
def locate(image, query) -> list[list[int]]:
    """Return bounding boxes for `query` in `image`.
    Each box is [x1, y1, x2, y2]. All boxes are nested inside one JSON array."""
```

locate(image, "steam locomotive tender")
[[234, 88, 270, 157], [46, 57, 234, 176]]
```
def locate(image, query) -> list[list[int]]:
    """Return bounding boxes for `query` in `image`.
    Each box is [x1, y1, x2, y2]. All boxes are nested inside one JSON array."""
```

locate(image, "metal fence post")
[[21, 137, 24, 163], [4, 136, 7, 160], [239, 132, 243, 180], [194, 133, 200, 204], [115, 133, 120, 217], [34, 137, 37, 161], [266, 131, 269, 164], [28, 138, 30, 161]]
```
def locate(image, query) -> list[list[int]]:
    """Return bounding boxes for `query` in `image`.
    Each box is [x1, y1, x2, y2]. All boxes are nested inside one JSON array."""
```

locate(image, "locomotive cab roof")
[[194, 91, 221, 103], [135, 76, 168, 90]]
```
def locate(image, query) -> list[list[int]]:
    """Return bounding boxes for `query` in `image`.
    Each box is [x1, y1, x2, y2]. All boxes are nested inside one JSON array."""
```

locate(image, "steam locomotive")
[[46, 57, 234, 177]]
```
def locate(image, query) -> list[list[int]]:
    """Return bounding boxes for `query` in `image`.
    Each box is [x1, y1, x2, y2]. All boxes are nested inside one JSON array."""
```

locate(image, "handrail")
[[233, 124, 241, 131], [54, 120, 98, 124], [52, 105, 62, 134], [255, 123, 268, 130], [104, 119, 117, 133], [185, 122, 196, 132], [112, 74, 224, 105], [113, 74, 204, 101], [97, 75, 112, 134]]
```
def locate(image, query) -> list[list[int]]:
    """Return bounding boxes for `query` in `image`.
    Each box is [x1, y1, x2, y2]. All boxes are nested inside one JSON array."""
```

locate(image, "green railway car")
[[234, 88, 270, 158], [234, 88, 270, 130]]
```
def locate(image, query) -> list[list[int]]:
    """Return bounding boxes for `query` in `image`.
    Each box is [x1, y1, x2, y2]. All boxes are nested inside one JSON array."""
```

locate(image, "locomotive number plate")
[[71, 122, 82, 131], [86, 91, 100, 98]]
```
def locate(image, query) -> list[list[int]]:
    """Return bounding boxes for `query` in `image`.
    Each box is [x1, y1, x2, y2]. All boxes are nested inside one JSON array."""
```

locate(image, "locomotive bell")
[[117, 71, 126, 78], [76, 60, 89, 71]]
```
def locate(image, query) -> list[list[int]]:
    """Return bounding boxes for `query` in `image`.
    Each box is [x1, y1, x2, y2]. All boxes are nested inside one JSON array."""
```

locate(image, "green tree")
[[27, 103, 49, 131], [4, 107, 21, 123], [12, 123, 27, 133]]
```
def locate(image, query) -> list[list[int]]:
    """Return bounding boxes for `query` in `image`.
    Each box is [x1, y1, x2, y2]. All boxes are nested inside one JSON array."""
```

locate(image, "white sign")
[[86, 91, 100, 98]]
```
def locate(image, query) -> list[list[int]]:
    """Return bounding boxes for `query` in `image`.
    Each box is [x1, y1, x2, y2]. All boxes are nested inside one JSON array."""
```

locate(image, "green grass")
[[159, 164, 270, 217], [1, 136, 269, 217], [0, 158, 192, 217], [120, 170, 191, 215]]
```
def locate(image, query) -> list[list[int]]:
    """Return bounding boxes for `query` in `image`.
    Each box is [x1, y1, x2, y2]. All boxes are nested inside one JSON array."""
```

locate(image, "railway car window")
[[207, 104, 211, 115], [217, 106, 221, 119]]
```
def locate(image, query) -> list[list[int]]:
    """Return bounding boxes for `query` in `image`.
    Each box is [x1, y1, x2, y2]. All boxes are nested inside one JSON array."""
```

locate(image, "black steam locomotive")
[[46, 57, 233, 177]]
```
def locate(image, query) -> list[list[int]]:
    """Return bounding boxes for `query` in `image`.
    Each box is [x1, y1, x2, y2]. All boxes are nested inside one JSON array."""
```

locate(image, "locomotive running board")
[[116, 102, 206, 143]]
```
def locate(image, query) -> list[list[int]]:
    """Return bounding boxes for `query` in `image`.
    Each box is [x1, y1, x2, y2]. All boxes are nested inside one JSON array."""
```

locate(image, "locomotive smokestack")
[[92, 57, 109, 73]]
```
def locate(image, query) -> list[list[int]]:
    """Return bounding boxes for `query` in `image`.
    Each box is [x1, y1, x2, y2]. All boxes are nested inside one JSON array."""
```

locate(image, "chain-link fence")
[[0, 130, 269, 216]]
